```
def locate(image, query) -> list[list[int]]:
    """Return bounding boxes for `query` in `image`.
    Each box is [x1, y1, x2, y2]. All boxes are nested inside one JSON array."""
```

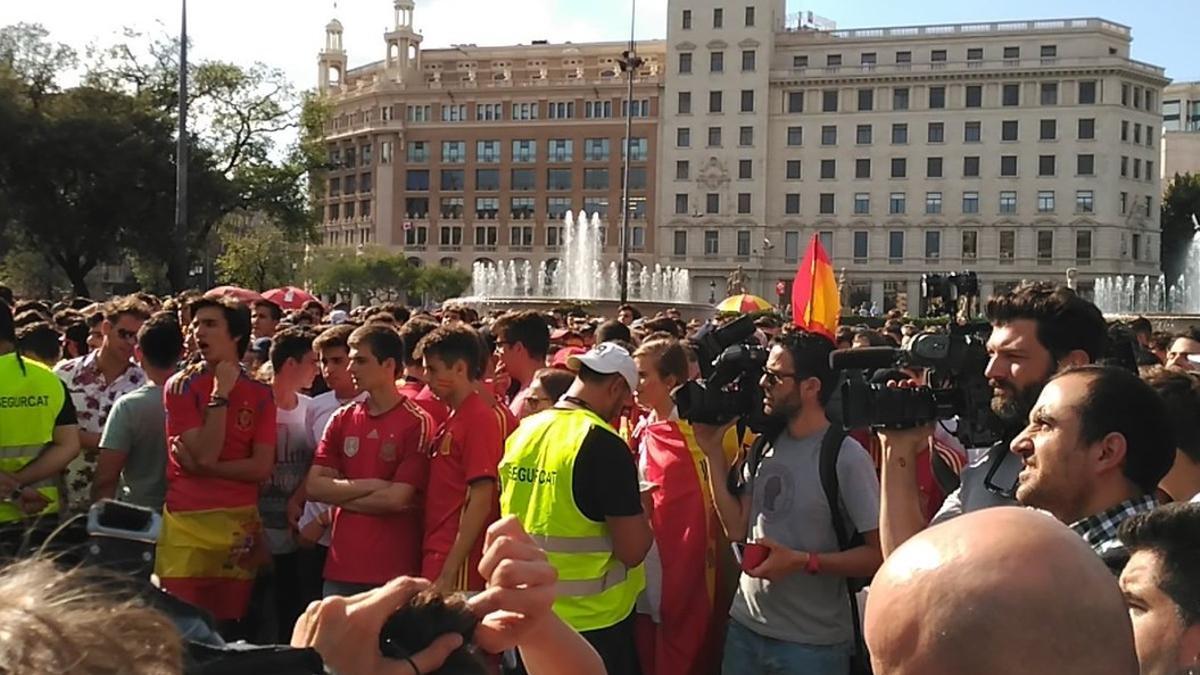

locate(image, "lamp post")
[[616, 0, 642, 303], [174, 0, 190, 289], [708, 280, 716, 305]]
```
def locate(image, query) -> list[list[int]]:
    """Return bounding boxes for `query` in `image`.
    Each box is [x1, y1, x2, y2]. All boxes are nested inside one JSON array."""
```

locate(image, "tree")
[[1161, 173, 1200, 284], [416, 266, 472, 303], [306, 247, 422, 305], [215, 219, 299, 291]]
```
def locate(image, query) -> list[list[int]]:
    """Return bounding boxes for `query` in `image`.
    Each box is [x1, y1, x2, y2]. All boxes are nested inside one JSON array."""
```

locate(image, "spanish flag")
[[791, 234, 840, 338], [635, 419, 721, 675]]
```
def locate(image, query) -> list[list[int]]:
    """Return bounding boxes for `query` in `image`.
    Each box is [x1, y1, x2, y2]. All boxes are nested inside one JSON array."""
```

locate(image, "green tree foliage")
[[305, 247, 453, 305], [416, 266, 472, 303], [1162, 173, 1200, 284], [215, 218, 300, 291]]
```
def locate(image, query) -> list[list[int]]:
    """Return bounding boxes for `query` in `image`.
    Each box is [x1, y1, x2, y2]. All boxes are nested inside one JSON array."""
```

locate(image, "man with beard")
[[693, 331, 882, 675], [876, 282, 1108, 556]]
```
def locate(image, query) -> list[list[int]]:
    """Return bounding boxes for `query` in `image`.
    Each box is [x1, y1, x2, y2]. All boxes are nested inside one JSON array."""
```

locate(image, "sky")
[[4, 0, 1195, 99]]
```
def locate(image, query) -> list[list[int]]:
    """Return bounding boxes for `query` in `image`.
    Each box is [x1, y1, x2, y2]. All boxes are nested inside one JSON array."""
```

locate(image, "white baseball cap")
[[328, 309, 349, 325], [567, 342, 638, 391]]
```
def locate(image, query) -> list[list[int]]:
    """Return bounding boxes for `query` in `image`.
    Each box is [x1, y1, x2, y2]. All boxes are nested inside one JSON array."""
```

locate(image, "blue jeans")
[[722, 619, 851, 675]]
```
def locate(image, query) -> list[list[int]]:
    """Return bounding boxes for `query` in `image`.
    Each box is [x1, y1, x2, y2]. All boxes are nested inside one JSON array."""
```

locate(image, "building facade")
[[1162, 81, 1200, 182], [658, 3, 1168, 307], [316, 1, 664, 281]]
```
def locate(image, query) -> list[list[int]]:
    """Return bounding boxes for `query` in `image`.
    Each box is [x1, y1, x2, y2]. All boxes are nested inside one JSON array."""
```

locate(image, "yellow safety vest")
[[0, 352, 64, 522], [500, 407, 644, 632]]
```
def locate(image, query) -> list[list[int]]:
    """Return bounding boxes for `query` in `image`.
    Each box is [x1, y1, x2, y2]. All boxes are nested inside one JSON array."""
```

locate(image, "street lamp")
[[708, 280, 716, 304], [616, 0, 643, 304]]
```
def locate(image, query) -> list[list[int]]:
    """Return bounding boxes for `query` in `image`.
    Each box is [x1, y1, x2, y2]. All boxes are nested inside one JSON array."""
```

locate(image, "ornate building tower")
[[317, 18, 347, 92], [384, 0, 422, 81]]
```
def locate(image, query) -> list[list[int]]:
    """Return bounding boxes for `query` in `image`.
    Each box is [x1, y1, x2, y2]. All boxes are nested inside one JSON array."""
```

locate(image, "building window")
[[510, 197, 536, 220], [1076, 231, 1092, 264], [405, 170, 430, 191], [707, 127, 722, 147], [962, 231, 978, 260], [512, 139, 536, 163], [856, 124, 872, 145], [861, 52, 877, 66], [853, 231, 869, 261], [739, 126, 753, 146], [676, 160, 690, 180], [858, 88, 874, 112], [744, 5, 755, 26], [512, 102, 539, 120], [820, 159, 837, 180], [709, 91, 723, 113], [819, 193, 835, 214], [584, 138, 610, 162], [742, 49, 756, 71], [679, 52, 692, 74], [1135, 123, 1143, 145], [793, 55, 808, 69], [1002, 120, 1019, 141], [1076, 190, 1094, 213], [891, 157, 907, 179], [406, 104, 431, 122], [738, 159, 752, 179], [510, 225, 534, 247], [928, 122, 944, 143], [1038, 154, 1056, 177], [678, 92, 692, 114], [929, 86, 946, 109], [962, 191, 979, 214], [476, 140, 501, 163], [1037, 190, 1055, 212], [1133, 232, 1143, 261], [927, 157, 943, 178], [547, 197, 572, 219], [682, 9, 691, 29], [896, 51, 912, 64], [925, 192, 943, 214], [822, 90, 839, 112], [925, 231, 942, 260], [547, 168, 572, 191], [547, 139, 573, 162], [1040, 119, 1057, 141], [787, 126, 802, 146], [889, 192, 906, 214], [511, 168, 535, 191], [1078, 118, 1095, 140], [888, 231, 905, 262], [439, 226, 464, 247], [475, 197, 500, 220], [677, 128, 691, 147], [704, 230, 719, 256], [854, 193, 870, 214], [1079, 80, 1097, 105], [407, 141, 428, 163], [1077, 154, 1095, 176], [737, 193, 751, 214], [713, 7, 723, 28], [1120, 191, 1128, 213], [999, 230, 1015, 262], [787, 91, 804, 113], [965, 85, 982, 108], [1002, 83, 1020, 106], [440, 169, 465, 191], [1037, 230, 1054, 264], [785, 193, 801, 214], [892, 123, 908, 144], [585, 100, 613, 118], [931, 49, 947, 62], [736, 229, 751, 256], [674, 194, 689, 215], [582, 197, 608, 218], [441, 103, 467, 122], [855, 158, 871, 179], [583, 168, 609, 190], [474, 224, 499, 247], [964, 121, 981, 143], [1000, 155, 1018, 176], [893, 87, 909, 110], [1040, 82, 1058, 105], [440, 197, 464, 219], [1040, 44, 1058, 59], [710, 51, 724, 73], [1004, 46, 1020, 60], [1121, 156, 1128, 177], [827, 54, 843, 67], [380, 141, 393, 164], [963, 156, 980, 177], [706, 193, 720, 214], [441, 140, 466, 163], [999, 191, 1017, 213], [476, 168, 500, 191], [821, 125, 837, 146], [475, 103, 502, 121], [673, 230, 687, 255], [786, 160, 801, 179]]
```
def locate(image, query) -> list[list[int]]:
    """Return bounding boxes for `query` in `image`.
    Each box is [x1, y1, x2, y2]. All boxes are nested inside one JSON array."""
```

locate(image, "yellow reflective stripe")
[[555, 565, 629, 596], [530, 533, 612, 554]]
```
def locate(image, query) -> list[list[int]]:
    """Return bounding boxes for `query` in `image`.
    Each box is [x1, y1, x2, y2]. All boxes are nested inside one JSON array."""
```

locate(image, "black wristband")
[[208, 395, 230, 409]]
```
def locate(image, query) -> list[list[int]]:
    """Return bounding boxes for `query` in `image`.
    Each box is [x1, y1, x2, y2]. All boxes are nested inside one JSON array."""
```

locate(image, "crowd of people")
[[1, 279, 1199, 675]]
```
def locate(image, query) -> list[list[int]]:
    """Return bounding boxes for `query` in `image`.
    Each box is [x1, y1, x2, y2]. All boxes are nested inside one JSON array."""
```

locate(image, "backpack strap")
[[819, 424, 851, 549], [728, 429, 772, 496]]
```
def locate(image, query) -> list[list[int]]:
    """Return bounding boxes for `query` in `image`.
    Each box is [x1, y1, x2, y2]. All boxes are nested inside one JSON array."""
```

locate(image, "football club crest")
[[235, 406, 254, 431], [380, 441, 397, 462], [344, 436, 360, 457]]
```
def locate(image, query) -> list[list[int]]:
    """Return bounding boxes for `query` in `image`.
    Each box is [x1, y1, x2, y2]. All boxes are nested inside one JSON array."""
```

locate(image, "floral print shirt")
[[54, 351, 146, 512]]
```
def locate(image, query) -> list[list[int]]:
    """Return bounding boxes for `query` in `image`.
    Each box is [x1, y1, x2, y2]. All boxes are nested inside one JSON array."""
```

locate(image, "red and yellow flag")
[[791, 234, 841, 338]]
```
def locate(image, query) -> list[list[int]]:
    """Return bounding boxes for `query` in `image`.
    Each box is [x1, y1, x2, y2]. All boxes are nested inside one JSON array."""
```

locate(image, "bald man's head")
[[865, 507, 1138, 675]]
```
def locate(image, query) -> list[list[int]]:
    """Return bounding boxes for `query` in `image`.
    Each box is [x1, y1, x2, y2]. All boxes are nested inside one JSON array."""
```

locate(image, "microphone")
[[829, 347, 899, 371]]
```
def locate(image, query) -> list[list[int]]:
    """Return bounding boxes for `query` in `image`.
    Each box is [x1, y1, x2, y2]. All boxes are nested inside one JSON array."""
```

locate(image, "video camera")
[[829, 327, 1000, 448], [673, 315, 772, 432]]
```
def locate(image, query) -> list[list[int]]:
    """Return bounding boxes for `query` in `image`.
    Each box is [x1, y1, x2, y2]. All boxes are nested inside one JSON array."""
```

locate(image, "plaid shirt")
[[1070, 494, 1159, 558]]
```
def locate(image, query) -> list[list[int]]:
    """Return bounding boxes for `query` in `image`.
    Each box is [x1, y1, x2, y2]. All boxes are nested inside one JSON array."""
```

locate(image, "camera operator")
[[693, 331, 881, 675], [876, 282, 1107, 556]]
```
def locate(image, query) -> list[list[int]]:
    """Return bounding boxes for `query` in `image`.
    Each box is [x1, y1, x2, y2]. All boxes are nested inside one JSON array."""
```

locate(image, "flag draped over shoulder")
[[638, 420, 719, 675], [791, 234, 840, 338]]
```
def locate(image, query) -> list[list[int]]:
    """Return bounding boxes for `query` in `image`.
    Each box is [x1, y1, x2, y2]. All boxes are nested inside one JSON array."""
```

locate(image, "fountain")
[[454, 210, 708, 317], [1094, 230, 1200, 316]]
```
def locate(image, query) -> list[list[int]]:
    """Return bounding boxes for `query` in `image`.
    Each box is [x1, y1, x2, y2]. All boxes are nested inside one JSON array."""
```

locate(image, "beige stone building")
[[315, 1, 664, 281], [658, 4, 1168, 308], [1162, 81, 1200, 183]]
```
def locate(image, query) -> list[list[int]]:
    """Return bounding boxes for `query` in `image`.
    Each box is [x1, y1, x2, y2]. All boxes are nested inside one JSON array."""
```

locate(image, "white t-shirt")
[[307, 390, 367, 449], [1190, 492, 1200, 505], [263, 394, 314, 555]]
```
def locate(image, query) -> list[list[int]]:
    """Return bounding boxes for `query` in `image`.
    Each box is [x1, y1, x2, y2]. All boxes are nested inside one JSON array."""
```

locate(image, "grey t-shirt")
[[930, 441, 1019, 525], [730, 426, 881, 645], [98, 384, 167, 511]]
